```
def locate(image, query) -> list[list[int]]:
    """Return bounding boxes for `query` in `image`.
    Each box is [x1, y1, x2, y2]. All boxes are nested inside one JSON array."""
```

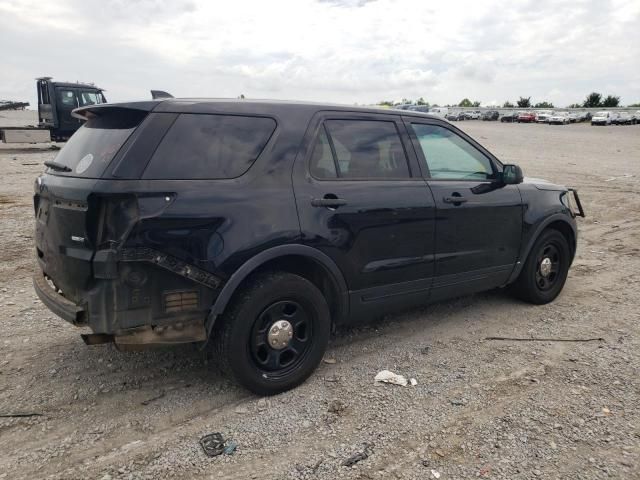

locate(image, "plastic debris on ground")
[[199, 432, 237, 457], [342, 443, 374, 467], [374, 370, 409, 386]]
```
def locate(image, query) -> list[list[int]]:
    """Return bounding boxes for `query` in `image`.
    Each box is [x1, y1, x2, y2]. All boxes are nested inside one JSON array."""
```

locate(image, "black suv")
[[33, 99, 584, 394], [482, 110, 500, 121]]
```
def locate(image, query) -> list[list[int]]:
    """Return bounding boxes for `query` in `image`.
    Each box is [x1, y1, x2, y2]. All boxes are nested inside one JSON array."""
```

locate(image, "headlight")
[[561, 190, 585, 217]]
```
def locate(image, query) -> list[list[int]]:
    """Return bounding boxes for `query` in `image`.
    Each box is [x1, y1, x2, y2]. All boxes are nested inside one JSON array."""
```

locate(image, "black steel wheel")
[[250, 300, 313, 376], [511, 229, 571, 304], [534, 243, 561, 292], [213, 271, 330, 395]]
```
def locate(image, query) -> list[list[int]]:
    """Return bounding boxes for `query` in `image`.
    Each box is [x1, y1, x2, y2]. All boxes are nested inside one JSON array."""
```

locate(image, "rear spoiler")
[[72, 102, 159, 121], [151, 90, 174, 99]]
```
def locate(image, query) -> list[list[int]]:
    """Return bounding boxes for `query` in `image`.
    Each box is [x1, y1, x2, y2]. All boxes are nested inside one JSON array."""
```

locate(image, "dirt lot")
[[0, 119, 639, 479]]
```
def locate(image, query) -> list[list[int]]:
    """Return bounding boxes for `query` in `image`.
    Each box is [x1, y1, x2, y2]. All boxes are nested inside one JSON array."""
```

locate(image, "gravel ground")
[[0, 118, 639, 479]]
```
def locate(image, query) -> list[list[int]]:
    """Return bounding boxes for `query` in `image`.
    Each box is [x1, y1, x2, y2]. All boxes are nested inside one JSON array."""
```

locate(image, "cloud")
[[0, 0, 639, 107]]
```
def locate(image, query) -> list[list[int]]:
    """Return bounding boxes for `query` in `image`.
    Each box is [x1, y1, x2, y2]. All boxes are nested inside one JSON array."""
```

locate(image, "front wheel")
[[212, 272, 331, 395], [511, 229, 571, 304]]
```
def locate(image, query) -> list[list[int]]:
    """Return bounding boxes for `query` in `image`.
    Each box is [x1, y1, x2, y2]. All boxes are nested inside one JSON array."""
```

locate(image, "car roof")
[[74, 98, 441, 120]]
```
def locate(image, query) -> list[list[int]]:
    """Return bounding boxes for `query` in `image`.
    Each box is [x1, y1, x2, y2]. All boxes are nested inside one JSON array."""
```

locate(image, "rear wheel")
[[511, 229, 571, 304], [212, 271, 330, 395]]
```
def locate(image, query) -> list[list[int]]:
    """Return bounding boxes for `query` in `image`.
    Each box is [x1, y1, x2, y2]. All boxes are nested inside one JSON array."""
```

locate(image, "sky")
[[1, 0, 639, 108]]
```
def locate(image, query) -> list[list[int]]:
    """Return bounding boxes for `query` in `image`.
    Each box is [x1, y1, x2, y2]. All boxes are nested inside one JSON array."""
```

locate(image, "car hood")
[[523, 176, 567, 191]]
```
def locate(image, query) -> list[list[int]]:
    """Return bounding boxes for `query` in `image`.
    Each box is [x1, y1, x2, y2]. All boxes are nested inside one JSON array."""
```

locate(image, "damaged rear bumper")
[[34, 271, 209, 348], [33, 273, 86, 325]]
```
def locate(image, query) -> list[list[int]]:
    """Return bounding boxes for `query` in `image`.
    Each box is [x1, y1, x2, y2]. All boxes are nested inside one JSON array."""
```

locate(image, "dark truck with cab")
[[33, 99, 584, 395], [37, 77, 107, 141]]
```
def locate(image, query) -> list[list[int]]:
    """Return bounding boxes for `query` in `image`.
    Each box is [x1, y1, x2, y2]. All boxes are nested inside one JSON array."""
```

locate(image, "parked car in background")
[[518, 111, 536, 123], [500, 112, 519, 123], [407, 105, 431, 113], [567, 113, 579, 123], [464, 110, 482, 120], [612, 112, 635, 125], [482, 110, 499, 121], [445, 111, 465, 121], [548, 112, 570, 125], [591, 111, 614, 125], [535, 110, 554, 123], [634, 111, 640, 123], [583, 112, 592, 122], [428, 107, 449, 117], [394, 104, 413, 110], [33, 98, 584, 394]]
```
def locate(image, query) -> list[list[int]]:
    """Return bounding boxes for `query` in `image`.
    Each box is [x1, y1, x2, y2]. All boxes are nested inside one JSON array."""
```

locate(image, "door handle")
[[443, 195, 467, 204], [311, 196, 347, 208]]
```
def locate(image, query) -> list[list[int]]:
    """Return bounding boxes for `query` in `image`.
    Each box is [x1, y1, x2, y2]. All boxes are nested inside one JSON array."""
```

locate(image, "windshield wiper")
[[44, 161, 72, 172]]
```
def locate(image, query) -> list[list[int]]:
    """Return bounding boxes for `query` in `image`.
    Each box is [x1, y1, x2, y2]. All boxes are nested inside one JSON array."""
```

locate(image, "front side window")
[[316, 119, 409, 179], [143, 114, 276, 179], [410, 124, 494, 180], [57, 89, 77, 107]]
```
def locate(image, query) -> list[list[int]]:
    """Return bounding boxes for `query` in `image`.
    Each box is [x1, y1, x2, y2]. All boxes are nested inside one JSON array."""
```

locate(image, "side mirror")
[[502, 164, 523, 184]]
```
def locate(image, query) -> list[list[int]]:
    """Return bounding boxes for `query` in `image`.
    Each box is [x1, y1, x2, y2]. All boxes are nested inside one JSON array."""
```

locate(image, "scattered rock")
[[323, 357, 337, 364], [328, 399, 346, 414]]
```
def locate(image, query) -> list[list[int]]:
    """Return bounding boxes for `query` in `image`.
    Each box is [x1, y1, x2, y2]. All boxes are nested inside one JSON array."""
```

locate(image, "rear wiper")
[[44, 161, 72, 172]]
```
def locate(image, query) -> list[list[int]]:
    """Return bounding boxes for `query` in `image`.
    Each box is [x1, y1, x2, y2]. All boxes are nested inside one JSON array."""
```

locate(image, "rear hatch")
[[34, 106, 149, 303]]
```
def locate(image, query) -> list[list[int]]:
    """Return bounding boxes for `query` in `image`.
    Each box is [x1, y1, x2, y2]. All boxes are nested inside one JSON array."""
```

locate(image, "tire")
[[511, 229, 571, 305], [212, 271, 331, 395]]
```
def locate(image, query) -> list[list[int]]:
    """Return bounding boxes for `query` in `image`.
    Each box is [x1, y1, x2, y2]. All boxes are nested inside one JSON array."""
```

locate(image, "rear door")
[[405, 119, 522, 298], [293, 112, 436, 314]]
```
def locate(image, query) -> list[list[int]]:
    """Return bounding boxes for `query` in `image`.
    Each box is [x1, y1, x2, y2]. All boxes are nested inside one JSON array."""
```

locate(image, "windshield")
[[595, 111, 608, 116], [48, 109, 147, 178]]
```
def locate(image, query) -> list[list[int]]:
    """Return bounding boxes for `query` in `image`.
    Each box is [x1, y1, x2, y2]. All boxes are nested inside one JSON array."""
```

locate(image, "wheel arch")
[[508, 214, 577, 284], [207, 245, 349, 335]]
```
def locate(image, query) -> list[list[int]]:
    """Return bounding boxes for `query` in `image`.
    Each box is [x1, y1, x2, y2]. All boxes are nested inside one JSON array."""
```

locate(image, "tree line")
[[378, 92, 639, 108]]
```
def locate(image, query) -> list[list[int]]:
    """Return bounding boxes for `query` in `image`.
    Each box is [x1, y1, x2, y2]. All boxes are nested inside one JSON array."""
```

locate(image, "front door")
[[55, 88, 81, 135], [293, 113, 436, 318], [405, 120, 522, 299]]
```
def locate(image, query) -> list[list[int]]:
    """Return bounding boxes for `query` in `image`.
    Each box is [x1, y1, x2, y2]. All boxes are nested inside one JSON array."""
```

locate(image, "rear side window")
[[49, 109, 147, 178], [313, 119, 409, 179], [309, 128, 337, 178], [143, 114, 276, 180]]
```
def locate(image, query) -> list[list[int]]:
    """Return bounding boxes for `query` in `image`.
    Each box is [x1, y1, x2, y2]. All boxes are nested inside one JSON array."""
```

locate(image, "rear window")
[[142, 114, 276, 180], [49, 109, 146, 178]]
